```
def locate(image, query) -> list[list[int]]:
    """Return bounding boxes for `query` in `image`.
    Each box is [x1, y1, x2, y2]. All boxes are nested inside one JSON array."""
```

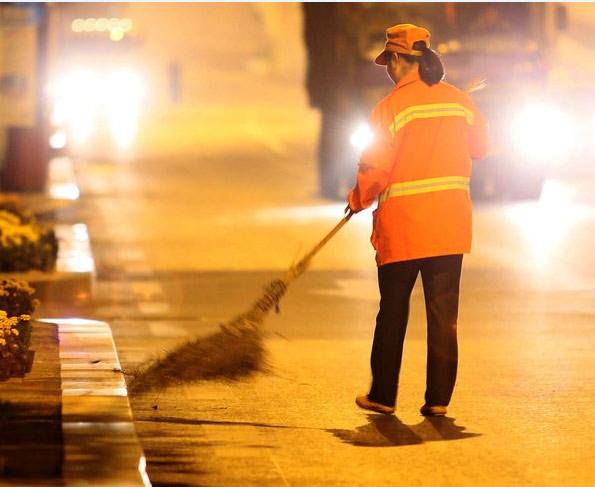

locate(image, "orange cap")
[[375, 24, 431, 65]]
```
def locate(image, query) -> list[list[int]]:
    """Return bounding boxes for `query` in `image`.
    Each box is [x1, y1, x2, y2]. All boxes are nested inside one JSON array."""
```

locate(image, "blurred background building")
[[0, 2, 593, 199], [45, 2, 307, 160], [1, 2, 308, 190], [0, 3, 48, 191]]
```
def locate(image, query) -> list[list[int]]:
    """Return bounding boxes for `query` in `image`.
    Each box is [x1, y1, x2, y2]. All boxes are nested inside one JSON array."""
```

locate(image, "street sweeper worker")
[[347, 24, 489, 417]]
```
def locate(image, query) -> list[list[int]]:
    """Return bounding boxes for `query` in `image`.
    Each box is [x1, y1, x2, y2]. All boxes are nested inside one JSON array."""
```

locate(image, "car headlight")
[[49, 130, 67, 150], [50, 68, 144, 150], [350, 122, 374, 151], [510, 102, 574, 162], [589, 117, 595, 155], [106, 70, 145, 149]]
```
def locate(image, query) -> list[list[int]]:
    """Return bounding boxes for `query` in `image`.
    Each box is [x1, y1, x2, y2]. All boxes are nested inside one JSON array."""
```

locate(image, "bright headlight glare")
[[510, 103, 574, 161], [106, 70, 144, 149], [49, 130, 67, 150], [51, 68, 144, 149], [350, 123, 374, 150], [589, 117, 595, 154]]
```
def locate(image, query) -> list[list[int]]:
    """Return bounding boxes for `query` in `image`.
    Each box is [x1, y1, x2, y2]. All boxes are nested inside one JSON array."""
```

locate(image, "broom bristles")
[[128, 213, 352, 394], [128, 279, 288, 394]]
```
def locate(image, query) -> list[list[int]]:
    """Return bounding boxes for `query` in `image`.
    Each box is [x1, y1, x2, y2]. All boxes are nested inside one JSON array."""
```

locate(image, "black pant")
[[368, 254, 463, 408]]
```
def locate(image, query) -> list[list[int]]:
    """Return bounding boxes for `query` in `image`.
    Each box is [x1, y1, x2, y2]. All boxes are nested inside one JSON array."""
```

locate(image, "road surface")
[[46, 4, 595, 484], [56, 113, 595, 487]]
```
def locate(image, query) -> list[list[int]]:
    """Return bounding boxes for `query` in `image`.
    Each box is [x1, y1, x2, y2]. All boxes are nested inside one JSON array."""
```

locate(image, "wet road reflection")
[[505, 180, 594, 268]]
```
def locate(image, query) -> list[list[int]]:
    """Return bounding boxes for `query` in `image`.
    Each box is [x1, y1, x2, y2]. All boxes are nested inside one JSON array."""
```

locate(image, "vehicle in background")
[[49, 65, 144, 157], [304, 2, 571, 200], [48, 7, 144, 160]]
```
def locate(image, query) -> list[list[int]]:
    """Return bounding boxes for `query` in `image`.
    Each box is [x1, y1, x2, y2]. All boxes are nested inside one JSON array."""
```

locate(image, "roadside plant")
[[0, 201, 33, 224], [0, 278, 39, 317], [0, 311, 33, 380], [0, 278, 37, 379], [0, 206, 58, 272]]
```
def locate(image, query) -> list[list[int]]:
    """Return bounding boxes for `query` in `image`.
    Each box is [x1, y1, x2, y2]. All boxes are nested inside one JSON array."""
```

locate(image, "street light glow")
[[83, 18, 96, 33], [110, 27, 125, 42], [71, 17, 132, 38], [96, 18, 109, 32], [71, 18, 84, 33]]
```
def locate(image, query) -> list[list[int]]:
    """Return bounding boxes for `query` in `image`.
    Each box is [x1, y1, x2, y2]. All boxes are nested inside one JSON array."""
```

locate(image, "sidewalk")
[[0, 173, 149, 485]]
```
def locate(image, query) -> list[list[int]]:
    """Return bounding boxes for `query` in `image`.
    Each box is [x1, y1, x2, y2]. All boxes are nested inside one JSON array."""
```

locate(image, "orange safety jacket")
[[348, 70, 489, 266]]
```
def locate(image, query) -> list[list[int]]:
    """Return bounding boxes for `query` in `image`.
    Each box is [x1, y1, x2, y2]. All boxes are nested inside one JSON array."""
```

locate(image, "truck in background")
[[303, 2, 570, 200], [47, 4, 144, 161]]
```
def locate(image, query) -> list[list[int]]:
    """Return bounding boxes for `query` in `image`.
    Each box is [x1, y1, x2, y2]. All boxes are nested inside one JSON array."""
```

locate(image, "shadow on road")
[[328, 414, 480, 447], [140, 414, 479, 451], [141, 415, 298, 429]]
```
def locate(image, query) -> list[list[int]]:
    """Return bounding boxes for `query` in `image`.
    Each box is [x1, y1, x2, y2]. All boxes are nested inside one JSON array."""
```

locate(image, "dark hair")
[[400, 40, 445, 86]]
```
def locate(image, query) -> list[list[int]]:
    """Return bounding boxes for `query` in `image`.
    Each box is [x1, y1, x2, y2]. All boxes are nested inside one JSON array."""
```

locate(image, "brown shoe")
[[420, 404, 447, 416], [355, 395, 395, 415]]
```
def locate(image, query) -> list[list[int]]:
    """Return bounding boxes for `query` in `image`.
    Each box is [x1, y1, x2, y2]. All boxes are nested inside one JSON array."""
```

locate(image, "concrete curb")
[[40, 318, 151, 487], [0, 223, 95, 305], [3, 155, 149, 484], [34, 180, 150, 485]]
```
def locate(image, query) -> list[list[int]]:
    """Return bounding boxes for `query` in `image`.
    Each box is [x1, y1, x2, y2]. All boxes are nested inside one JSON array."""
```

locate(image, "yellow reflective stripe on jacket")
[[379, 176, 470, 203], [388, 103, 474, 136]]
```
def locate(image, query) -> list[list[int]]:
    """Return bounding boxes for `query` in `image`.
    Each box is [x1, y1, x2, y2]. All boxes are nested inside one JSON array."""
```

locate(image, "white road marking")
[[138, 302, 171, 315]]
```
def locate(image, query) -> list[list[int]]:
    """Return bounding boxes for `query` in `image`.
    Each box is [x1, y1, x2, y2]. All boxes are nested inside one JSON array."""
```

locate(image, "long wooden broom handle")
[[287, 210, 354, 281]]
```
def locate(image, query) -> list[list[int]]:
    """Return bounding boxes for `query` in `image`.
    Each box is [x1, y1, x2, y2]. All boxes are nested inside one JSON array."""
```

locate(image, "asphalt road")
[[64, 136, 595, 486], [58, 16, 595, 481], [1, 3, 593, 484]]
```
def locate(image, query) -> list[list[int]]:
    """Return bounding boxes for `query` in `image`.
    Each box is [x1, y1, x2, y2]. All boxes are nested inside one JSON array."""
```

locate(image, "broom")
[[128, 209, 354, 394], [128, 79, 487, 394]]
